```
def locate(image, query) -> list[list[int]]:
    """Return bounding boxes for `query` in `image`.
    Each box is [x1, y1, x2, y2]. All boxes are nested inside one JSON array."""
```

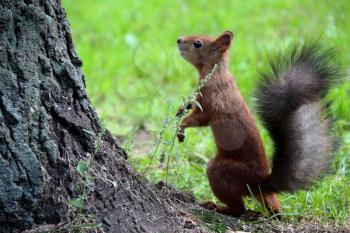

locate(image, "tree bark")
[[0, 1, 206, 232]]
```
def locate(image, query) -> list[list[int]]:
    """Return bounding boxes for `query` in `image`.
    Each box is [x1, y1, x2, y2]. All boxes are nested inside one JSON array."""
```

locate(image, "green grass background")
[[62, 0, 350, 226]]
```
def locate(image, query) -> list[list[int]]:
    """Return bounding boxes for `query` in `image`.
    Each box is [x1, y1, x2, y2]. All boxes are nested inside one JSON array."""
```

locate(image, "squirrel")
[[176, 31, 339, 216]]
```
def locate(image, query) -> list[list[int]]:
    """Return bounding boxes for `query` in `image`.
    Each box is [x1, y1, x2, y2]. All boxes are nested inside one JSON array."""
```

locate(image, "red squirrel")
[[176, 31, 339, 216]]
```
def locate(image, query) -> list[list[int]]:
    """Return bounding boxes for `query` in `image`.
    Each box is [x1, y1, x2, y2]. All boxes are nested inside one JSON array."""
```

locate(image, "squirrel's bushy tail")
[[256, 41, 340, 192]]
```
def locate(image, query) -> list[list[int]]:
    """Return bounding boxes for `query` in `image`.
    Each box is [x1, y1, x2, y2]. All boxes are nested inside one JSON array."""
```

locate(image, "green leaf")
[[194, 100, 203, 112], [162, 140, 169, 145], [159, 151, 166, 163], [77, 160, 89, 176], [344, 132, 350, 144], [68, 197, 85, 208], [192, 163, 204, 173]]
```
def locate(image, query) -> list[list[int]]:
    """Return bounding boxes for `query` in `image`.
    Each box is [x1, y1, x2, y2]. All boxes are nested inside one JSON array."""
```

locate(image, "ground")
[[62, 0, 350, 231]]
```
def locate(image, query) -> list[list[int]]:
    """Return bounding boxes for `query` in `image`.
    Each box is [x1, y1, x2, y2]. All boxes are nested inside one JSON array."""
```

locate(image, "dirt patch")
[[115, 129, 155, 156]]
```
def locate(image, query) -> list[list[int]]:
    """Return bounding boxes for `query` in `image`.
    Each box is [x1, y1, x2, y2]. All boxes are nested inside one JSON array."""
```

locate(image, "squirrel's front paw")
[[177, 130, 185, 143], [176, 106, 185, 117]]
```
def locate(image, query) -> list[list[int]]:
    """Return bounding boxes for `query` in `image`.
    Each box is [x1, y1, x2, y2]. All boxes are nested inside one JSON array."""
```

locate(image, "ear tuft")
[[223, 30, 234, 38], [219, 31, 233, 45], [211, 30, 234, 53]]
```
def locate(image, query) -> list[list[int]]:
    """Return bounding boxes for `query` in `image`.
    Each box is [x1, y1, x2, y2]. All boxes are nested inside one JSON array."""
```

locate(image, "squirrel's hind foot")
[[200, 201, 217, 210], [200, 201, 245, 217]]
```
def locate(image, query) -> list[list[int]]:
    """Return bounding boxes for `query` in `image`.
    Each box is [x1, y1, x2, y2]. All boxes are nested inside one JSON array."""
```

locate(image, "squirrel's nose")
[[177, 38, 182, 44]]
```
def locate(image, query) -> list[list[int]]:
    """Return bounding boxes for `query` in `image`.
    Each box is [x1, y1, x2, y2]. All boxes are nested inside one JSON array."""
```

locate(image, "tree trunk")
[[0, 1, 205, 232]]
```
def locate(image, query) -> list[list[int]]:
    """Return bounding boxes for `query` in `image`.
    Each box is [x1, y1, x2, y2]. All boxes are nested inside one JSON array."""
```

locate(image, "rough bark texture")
[[0, 1, 207, 232]]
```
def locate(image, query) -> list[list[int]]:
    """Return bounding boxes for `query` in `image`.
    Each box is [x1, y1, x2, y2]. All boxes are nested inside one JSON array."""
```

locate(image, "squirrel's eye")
[[193, 40, 202, 48]]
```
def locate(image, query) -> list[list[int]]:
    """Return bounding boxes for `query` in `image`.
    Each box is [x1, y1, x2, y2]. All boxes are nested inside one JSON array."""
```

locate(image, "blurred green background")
[[62, 0, 350, 225]]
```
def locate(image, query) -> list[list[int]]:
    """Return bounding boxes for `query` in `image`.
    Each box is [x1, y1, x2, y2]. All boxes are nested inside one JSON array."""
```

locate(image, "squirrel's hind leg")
[[206, 158, 250, 217], [218, 198, 245, 217]]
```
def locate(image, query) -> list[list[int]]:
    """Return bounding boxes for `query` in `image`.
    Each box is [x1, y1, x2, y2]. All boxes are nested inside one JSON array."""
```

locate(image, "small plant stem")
[[165, 117, 182, 184], [143, 117, 169, 175]]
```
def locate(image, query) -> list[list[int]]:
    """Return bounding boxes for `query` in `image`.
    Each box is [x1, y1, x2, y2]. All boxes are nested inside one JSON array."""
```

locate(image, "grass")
[[62, 0, 350, 229]]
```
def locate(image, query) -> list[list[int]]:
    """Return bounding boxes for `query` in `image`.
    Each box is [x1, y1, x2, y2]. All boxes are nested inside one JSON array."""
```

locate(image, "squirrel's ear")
[[211, 31, 234, 52]]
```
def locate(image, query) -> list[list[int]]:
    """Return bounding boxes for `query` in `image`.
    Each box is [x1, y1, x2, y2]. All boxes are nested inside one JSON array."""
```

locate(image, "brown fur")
[[177, 31, 281, 215]]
